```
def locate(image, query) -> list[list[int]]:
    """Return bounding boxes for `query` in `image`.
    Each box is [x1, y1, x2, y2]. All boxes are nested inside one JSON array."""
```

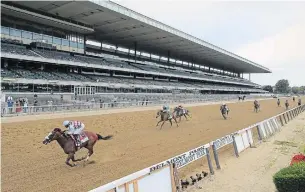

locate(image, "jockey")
[[277, 98, 281, 106], [162, 105, 172, 118], [63, 120, 85, 147], [179, 105, 186, 114], [220, 103, 229, 113]]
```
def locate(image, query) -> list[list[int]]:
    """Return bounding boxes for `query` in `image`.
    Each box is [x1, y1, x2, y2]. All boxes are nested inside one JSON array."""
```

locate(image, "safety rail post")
[[206, 147, 214, 175], [246, 129, 253, 147], [283, 113, 287, 124], [211, 142, 221, 169], [232, 134, 239, 157], [286, 112, 290, 121], [291, 110, 294, 118], [279, 115, 284, 126], [287, 111, 290, 120], [256, 125, 263, 141], [291, 109, 296, 118]]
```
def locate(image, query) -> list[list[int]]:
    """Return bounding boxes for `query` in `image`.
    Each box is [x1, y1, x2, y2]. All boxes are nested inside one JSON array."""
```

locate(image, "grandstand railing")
[[89, 103, 305, 192], [1, 95, 268, 117]]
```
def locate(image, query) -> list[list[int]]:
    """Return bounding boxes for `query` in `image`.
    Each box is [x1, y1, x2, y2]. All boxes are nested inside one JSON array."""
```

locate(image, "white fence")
[[89, 104, 305, 192], [1, 95, 268, 117]]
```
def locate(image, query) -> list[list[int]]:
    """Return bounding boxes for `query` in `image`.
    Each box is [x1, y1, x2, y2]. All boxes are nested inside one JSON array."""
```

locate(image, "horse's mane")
[[53, 128, 62, 132]]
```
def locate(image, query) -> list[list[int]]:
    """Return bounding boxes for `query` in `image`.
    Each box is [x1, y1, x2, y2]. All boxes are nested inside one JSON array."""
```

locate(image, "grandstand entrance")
[[74, 86, 96, 95]]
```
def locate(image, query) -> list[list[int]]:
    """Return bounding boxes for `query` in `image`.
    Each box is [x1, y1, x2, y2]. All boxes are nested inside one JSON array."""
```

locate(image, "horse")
[[173, 107, 191, 122], [285, 101, 289, 110], [254, 102, 260, 113], [42, 128, 113, 167], [220, 106, 229, 120], [156, 110, 178, 129], [277, 99, 281, 107]]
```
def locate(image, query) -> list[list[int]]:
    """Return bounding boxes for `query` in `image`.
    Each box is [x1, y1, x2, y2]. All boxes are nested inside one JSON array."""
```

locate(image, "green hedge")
[[273, 162, 305, 192]]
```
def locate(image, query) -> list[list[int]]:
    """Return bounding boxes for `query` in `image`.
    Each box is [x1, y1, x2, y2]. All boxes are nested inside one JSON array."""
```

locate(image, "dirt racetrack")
[[1, 97, 302, 192]]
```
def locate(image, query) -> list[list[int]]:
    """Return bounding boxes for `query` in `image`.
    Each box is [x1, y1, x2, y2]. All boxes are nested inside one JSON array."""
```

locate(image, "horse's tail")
[[97, 134, 113, 140]]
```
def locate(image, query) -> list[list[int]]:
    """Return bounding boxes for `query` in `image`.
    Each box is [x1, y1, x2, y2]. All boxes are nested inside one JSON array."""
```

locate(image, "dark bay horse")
[[43, 128, 113, 167], [220, 105, 229, 120], [254, 101, 260, 113], [285, 100, 289, 110], [156, 110, 178, 129], [173, 107, 191, 122]]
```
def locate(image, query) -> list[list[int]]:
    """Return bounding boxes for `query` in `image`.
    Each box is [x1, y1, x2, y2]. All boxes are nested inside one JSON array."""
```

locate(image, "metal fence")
[[1, 95, 270, 117]]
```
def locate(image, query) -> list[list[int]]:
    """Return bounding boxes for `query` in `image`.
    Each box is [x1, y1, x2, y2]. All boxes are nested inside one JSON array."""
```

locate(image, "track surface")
[[1, 98, 301, 192]]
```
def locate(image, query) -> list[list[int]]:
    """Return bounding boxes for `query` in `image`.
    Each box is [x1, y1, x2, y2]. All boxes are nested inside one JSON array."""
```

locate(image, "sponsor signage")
[[213, 135, 233, 150], [149, 144, 208, 172]]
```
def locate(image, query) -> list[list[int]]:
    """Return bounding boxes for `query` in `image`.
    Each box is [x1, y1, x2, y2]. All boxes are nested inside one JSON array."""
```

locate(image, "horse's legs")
[[184, 114, 188, 121], [66, 153, 76, 167], [156, 120, 162, 126], [72, 155, 85, 162], [169, 119, 173, 127], [222, 113, 226, 120], [160, 121, 165, 129], [174, 118, 179, 127]]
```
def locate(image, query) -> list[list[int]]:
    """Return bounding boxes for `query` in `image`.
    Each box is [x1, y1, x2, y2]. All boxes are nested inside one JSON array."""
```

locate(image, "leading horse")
[[156, 110, 179, 129], [43, 128, 113, 167]]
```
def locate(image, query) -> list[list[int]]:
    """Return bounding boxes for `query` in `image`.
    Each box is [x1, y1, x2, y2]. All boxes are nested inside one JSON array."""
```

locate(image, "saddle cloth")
[[78, 132, 89, 144]]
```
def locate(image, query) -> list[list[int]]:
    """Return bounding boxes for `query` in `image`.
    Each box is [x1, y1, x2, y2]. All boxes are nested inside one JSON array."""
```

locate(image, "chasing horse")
[[173, 105, 191, 122], [285, 100, 289, 110], [42, 120, 113, 167], [156, 105, 179, 129], [220, 103, 229, 120], [254, 100, 260, 113]]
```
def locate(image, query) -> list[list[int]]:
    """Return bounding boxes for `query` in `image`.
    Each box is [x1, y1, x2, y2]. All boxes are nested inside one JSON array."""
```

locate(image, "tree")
[[300, 86, 305, 94], [291, 86, 300, 94], [275, 79, 290, 93], [263, 85, 273, 93]]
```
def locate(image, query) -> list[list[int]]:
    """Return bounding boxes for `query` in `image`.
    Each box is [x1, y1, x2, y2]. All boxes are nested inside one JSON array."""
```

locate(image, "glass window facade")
[[10, 29, 21, 37], [62, 39, 69, 46], [22, 31, 32, 39], [53, 37, 62, 45], [1, 26, 10, 35]]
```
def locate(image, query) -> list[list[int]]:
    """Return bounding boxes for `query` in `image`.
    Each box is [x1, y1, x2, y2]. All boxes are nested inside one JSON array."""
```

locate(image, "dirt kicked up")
[[1, 97, 302, 192]]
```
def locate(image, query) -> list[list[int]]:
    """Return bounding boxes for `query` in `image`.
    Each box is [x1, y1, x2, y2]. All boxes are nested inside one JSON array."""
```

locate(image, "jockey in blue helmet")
[[162, 105, 172, 118], [63, 120, 85, 147]]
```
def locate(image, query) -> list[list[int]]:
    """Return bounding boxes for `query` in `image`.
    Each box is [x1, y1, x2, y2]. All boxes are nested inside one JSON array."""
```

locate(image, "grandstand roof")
[[4, 1, 271, 73]]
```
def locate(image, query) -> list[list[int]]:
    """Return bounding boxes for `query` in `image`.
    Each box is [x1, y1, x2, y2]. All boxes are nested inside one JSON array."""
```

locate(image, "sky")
[[112, 0, 305, 86]]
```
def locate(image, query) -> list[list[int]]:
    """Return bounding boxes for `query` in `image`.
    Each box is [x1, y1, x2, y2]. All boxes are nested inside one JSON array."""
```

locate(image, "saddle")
[[73, 132, 89, 148]]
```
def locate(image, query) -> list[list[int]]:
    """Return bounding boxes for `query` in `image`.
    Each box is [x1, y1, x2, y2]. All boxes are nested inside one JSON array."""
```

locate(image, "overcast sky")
[[112, 0, 305, 86]]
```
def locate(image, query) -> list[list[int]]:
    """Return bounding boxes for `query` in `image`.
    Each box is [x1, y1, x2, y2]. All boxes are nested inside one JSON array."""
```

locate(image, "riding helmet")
[[63, 120, 70, 127]]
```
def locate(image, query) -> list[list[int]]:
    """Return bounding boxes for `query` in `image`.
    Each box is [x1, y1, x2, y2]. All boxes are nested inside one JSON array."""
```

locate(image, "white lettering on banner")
[[149, 145, 207, 172], [213, 135, 233, 150]]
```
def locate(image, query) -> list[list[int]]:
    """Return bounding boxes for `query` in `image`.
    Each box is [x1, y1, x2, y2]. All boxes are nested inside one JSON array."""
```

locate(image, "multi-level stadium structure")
[[1, 1, 271, 106]]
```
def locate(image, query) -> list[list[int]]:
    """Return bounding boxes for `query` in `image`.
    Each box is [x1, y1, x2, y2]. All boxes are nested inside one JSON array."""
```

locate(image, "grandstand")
[[1, 1, 270, 109]]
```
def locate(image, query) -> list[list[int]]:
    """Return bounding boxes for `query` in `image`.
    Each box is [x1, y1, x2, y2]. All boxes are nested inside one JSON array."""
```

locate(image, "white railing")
[[1, 95, 268, 117], [89, 104, 305, 192]]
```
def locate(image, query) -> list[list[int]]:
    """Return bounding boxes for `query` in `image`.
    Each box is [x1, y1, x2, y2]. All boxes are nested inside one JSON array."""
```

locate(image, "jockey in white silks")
[[63, 120, 85, 147], [178, 105, 186, 115]]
